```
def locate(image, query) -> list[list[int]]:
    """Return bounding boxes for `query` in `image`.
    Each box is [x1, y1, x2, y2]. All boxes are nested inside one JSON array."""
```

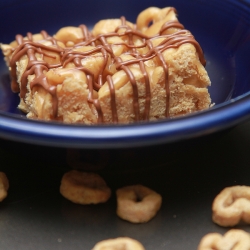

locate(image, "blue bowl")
[[1, 0, 250, 148]]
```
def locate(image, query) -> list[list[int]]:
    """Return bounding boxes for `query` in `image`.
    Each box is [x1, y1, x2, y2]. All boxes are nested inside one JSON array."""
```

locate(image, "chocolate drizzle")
[[7, 12, 206, 123], [10, 33, 63, 117]]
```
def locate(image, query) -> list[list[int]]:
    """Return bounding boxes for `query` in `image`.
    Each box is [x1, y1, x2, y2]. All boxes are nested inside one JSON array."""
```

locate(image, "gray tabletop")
[[1, 120, 250, 250]]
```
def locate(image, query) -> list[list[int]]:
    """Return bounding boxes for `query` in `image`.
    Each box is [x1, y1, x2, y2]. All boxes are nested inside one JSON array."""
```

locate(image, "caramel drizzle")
[[8, 14, 206, 123]]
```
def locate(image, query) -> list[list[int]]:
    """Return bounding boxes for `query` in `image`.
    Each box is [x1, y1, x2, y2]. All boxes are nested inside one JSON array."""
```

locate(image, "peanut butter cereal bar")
[[1, 7, 211, 124]]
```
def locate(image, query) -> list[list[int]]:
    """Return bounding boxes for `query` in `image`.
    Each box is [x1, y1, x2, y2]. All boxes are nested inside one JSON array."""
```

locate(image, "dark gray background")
[[0, 119, 250, 250]]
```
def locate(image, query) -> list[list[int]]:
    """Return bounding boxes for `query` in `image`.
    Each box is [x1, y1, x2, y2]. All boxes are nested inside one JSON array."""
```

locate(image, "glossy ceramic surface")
[[1, 0, 250, 148]]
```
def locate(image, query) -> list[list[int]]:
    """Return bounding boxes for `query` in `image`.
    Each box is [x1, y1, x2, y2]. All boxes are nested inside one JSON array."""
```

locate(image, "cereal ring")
[[136, 7, 177, 35], [212, 185, 250, 227], [136, 7, 162, 32], [0, 172, 9, 202], [197, 229, 250, 250], [60, 170, 111, 205], [54, 26, 85, 46], [116, 184, 162, 223], [92, 237, 145, 250]]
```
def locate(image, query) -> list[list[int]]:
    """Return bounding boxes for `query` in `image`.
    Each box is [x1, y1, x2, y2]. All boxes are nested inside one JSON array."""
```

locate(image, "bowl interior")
[[1, 0, 250, 114]]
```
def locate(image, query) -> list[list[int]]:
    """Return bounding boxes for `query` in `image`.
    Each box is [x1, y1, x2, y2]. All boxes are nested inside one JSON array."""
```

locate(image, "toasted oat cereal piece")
[[92, 18, 135, 36], [212, 185, 250, 227], [60, 170, 111, 205], [92, 237, 145, 250], [197, 229, 250, 250], [0, 172, 9, 202], [136, 7, 178, 36], [116, 184, 162, 223]]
